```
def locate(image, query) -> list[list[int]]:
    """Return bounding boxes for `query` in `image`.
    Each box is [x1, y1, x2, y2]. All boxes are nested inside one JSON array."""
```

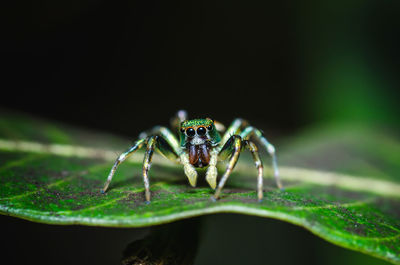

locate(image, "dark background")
[[0, 213, 393, 265], [1, 0, 399, 264], [3, 0, 399, 139]]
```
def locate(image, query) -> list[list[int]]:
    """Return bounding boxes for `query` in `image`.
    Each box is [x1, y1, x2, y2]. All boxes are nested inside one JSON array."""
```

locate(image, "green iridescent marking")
[[181, 119, 213, 128]]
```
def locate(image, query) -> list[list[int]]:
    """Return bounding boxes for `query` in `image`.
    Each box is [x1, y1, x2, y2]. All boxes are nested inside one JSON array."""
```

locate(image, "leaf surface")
[[0, 112, 399, 264]]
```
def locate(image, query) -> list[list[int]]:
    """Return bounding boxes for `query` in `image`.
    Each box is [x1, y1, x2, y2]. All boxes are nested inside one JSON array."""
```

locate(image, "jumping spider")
[[102, 110, 283, 202]]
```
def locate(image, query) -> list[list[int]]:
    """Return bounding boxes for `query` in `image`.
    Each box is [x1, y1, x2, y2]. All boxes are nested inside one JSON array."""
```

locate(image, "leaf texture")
[[0, 112, 399, 264]]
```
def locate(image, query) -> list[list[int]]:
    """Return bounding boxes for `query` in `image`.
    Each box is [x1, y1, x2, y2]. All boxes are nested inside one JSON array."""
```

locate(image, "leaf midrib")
[[1, 138, 399, 198]]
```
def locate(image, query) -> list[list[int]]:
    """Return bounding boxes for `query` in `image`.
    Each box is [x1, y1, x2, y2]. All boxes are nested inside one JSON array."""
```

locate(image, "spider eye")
[[180, 128, 185, 133], [207, 125, 213, 131], [197, 127, 206, 136], [186, 128, 195, 137]]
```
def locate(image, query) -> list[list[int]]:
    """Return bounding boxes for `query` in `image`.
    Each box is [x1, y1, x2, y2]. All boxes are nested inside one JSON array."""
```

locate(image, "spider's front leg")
[[240, 126, 283, 190], [213, 136, 265, 201], [142, 136, 157, 202], [142, 135, 180, 202], [170, 110, 188, 132], [102, 138, 147, 193], [213, 135, 242, 200], [221, 118, 283, 190], [102, 131, 179, 203], [243, 140, 264, 201]]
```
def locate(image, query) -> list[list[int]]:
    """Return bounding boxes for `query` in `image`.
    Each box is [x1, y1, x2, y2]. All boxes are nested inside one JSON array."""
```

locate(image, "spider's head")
[[179, 118, 221, 148]]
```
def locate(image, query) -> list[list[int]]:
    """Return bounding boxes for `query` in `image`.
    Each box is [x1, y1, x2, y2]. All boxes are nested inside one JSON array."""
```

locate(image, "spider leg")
[[240, 126, 283, 190], [170, 110, 188, 132], [213, 120, 226, 133], [142, 136, 157, 203], [219, 118, 247, 148], [149, 135, 181, 201], [137, 135, 180, 202], [213, 135, 242, 200], [102, 133, 179, 202], [139, 126, 181, 157], [102, 138, 147, 193], [243, 140, 264, 201]]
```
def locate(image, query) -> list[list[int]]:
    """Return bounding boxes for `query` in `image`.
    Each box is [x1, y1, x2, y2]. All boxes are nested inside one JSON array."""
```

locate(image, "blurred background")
[[1, 0, 399, 264], [2, 0, 399, 138]]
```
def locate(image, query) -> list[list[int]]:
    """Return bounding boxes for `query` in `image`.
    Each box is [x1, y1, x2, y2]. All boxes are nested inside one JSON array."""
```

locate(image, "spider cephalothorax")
[[102, 110, 283, 203]]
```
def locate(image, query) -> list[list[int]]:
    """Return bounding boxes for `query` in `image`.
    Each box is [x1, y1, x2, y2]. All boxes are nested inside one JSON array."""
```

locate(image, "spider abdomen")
[[188, 144, 210, 168]]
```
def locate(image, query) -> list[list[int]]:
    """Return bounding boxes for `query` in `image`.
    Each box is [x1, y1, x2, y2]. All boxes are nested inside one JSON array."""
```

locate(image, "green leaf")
[[0, 112, 399, 264]]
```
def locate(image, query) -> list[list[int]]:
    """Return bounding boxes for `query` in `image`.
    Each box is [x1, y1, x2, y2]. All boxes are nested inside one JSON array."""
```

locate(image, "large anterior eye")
[[197, 127, 206, 136], [186, 128, 195, 137]]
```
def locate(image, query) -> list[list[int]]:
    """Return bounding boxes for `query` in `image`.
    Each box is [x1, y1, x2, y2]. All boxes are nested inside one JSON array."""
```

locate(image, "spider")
[[101, 110, 283, 203]]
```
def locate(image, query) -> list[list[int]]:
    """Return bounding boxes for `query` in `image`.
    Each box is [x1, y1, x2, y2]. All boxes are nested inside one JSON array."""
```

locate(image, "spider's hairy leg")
[[219, 118, 248, 150], [170, 110, 188, 132], [143, 135, 180, 202], [243, 140, 264, 201], [213, 135, 242, 200], [155, 135, 180, 162], [142, 135, 179, 202], [205, 149, 219, 189], [139, 126, 180, 157], [180, 153, 198, 187], [214, 121, 226, 133], [240, 126, 283, 190], [142, 136, 158, 203], [102, 138, 146, 193]]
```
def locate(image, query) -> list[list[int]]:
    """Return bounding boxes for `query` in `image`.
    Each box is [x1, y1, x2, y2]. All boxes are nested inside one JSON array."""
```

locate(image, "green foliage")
[[0, 112, 399, 264]]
